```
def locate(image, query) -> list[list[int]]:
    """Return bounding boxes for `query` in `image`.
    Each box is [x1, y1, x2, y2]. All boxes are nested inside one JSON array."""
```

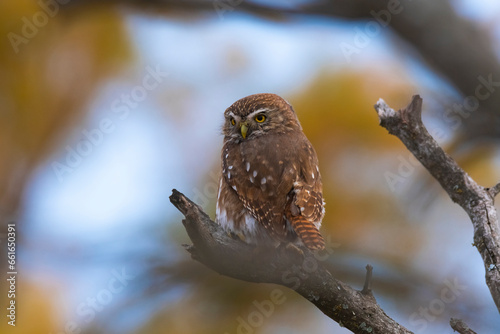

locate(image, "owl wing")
[[285, 140, 325, 250], [236, 185, 288, 239]]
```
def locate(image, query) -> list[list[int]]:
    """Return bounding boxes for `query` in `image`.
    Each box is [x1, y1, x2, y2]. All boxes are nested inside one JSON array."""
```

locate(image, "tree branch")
[[374, 95, 500, 313], [361, 264, 373, 295], [170, 189, 413, 334], [487, 182, 500, 199], [450, 318, 477, 334]]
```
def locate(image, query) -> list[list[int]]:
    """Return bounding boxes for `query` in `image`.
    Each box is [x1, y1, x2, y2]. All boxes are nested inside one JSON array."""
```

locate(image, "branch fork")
[[374, 95, 500, 315]]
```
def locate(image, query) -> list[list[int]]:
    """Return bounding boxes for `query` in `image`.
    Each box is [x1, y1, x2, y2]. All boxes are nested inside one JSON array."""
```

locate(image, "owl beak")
[[240, 122, 248, 139]]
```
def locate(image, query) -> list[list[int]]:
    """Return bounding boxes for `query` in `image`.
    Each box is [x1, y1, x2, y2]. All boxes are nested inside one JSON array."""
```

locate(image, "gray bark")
[[170, 189, 413, 334], [374, 95, 500, 313], [450, 317, 478, 334]]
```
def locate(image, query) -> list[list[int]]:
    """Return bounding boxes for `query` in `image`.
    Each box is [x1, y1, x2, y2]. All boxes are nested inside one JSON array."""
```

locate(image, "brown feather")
[[286, 214, 325, 250], [216, 93, 325, 249]]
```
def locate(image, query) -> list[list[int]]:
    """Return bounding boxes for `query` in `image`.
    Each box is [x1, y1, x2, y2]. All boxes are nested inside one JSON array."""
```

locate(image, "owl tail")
[[289, 216, 325, 250]]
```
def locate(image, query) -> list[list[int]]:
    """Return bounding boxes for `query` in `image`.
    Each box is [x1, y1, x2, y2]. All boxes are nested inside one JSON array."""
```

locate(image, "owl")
[[215, 93, 325, 250]]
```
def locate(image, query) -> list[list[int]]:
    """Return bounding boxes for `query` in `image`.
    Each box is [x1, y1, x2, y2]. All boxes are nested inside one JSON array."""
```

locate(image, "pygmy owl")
[[215, 93, 325, 250]]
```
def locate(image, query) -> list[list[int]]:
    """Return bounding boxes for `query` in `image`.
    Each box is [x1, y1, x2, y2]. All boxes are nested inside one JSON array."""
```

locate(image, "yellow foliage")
[[290, 68, 414, 150], [0, 278, 58, 334], [452, 143, 500, 185], [0, 1, 133, 214]]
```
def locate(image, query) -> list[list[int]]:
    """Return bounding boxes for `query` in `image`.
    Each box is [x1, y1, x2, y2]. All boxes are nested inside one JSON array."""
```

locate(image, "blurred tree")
[[0, 1, 133, 217], [0, 2, 133, 333]]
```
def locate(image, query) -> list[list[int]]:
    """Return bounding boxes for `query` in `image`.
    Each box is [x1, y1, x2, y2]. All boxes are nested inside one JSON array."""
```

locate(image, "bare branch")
[[361, 264, 373, 295], [450, 318, 477, 334], [374, 95, 500, 313], [487, 182, 500, 199], [170, 189, 413, 334]]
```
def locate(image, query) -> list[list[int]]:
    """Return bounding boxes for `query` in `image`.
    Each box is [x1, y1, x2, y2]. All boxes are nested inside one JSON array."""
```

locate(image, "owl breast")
[[216, 131, 322, 247]]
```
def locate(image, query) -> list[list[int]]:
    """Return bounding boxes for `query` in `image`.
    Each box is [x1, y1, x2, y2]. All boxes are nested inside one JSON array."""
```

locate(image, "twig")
[[449, 318, 477, 334], [374, 95, 500, 313], [170, 189, 413, 334], [361, 264, 373, 295], [487, 182, 500, 199]]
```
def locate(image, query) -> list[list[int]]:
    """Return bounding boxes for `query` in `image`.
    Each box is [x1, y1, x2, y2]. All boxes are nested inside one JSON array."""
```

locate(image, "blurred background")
[[1, 0, 500, 333]]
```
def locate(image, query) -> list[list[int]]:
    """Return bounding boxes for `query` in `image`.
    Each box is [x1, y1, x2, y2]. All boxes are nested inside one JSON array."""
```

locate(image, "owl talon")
[[276, 242, 305, 260], [228, 231, 246, 243]]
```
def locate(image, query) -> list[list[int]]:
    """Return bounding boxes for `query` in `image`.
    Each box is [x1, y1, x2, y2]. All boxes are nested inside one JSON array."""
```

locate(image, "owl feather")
[[216, 93, 325, 250]]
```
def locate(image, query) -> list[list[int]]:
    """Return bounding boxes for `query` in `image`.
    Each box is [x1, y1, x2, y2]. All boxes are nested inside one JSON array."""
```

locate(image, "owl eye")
[[230, 117, 236, 126], [255, 114, 266, 123]]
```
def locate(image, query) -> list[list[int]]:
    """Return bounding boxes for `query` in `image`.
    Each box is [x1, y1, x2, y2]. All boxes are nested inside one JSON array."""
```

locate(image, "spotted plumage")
[[216, 93, 325, 250]]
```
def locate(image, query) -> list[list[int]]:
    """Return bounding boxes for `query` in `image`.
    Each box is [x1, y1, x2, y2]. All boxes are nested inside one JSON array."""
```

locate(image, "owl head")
[[222, 93, 302, 141]]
